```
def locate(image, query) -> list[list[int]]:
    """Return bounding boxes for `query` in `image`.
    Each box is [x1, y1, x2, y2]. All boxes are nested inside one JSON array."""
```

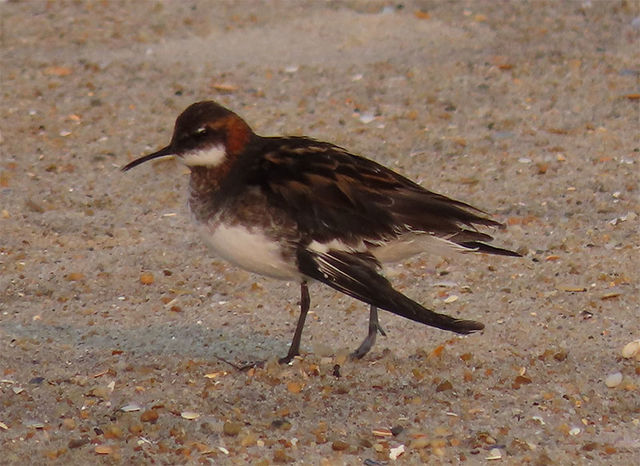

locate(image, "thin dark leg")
[[279, 281, 310, 364], [351, 305, 386, 359]]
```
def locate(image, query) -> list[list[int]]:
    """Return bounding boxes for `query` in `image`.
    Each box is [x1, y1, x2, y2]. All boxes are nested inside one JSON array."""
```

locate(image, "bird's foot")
[[350, 321, 387, 360], [278, 352, 300, 365]]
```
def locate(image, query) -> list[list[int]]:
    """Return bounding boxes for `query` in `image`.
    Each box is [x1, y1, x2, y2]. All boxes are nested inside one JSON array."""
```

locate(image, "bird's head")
[[122, 101, 253, 172]]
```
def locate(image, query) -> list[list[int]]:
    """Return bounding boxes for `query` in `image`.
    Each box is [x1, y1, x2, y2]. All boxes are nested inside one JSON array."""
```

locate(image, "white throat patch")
[[182, 145, 226, 167]]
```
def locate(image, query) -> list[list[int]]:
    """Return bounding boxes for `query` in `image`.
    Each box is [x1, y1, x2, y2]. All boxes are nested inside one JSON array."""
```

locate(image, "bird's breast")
[[190, 181, 302, 281], [195, 220, 300, 280]]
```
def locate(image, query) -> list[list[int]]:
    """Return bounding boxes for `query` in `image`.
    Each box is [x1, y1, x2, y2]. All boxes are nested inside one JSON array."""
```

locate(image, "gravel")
[[1, 1, 639, 464]]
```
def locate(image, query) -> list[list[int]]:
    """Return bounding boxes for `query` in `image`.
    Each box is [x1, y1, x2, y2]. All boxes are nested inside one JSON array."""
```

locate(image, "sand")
[[1, 1, 639, 464]]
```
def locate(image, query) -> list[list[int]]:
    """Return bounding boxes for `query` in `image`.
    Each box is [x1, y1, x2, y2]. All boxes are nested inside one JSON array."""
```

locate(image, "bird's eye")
[[194, 127, 207, 136]]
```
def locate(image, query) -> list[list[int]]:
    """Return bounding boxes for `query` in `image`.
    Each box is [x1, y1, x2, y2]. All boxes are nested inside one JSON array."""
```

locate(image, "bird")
[[122, 101, 520, 364]]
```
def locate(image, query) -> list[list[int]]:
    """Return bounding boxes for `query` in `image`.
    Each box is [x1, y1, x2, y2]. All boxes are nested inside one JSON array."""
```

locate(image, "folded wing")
[[251, 137, 517, 256]]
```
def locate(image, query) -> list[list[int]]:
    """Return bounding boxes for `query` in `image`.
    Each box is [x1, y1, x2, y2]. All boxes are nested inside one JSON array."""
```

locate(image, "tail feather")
[[459, 241, 522, 257], [297, 248, 484, 334]]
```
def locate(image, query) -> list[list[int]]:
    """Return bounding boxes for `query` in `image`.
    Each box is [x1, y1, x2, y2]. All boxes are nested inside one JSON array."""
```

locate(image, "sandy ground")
[[1, 0, 639, 464]]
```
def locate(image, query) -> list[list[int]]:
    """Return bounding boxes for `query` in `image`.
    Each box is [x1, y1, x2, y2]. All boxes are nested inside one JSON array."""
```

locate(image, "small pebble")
[[372, 427, 393, 437], [240, 432, 257, 446], [129, 423, 143, 434], [68, 437, 90, 449], [89, 386, 110, 399], [532, 415, 545, 425], [332, 440, 349, 451], [121, 403, 141, 412], [486, 448, 502, 460], [62, 418, 76, 430], [140, 409, 159, 423], [104, 424, 123, 439], [409, 436, 429, 449], [271, 419, 292, 430], [364, 460, 384, 466], [287, 381, 304, 394], [358, 112, 375, 124], [139, 272, 154, 285], [94, 445, 113, 455], [622, 340, 640, 359], [273, 449, 293, 462], [25, 420, 44, 429], [223, 421, 242, 436], [436, 380, 453, 392], [605, 372, 623, 388], [389, 444, 405, 460]]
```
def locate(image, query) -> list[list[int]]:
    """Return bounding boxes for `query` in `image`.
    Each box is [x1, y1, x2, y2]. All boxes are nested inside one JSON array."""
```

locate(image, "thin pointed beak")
[[121, 145, 175, 171]]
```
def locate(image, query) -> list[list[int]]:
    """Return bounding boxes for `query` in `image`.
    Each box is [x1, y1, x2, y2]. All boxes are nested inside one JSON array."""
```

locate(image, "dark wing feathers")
[[297, 248, 484, 334], [251, 137, 511, 251]]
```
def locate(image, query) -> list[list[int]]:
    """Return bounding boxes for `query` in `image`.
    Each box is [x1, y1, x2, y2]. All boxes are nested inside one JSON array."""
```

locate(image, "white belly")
[[197, 222, 300, 280]]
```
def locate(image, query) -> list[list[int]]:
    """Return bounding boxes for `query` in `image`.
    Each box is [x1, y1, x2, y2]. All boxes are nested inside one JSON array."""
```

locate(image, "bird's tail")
[[297, 248, 484, 334]]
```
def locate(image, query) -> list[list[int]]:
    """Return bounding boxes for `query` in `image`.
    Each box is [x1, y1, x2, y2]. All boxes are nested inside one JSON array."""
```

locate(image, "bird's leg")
[[374, 306, 387, 337], [351, 305, 386, 359], [279, 281, 310, 364]]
